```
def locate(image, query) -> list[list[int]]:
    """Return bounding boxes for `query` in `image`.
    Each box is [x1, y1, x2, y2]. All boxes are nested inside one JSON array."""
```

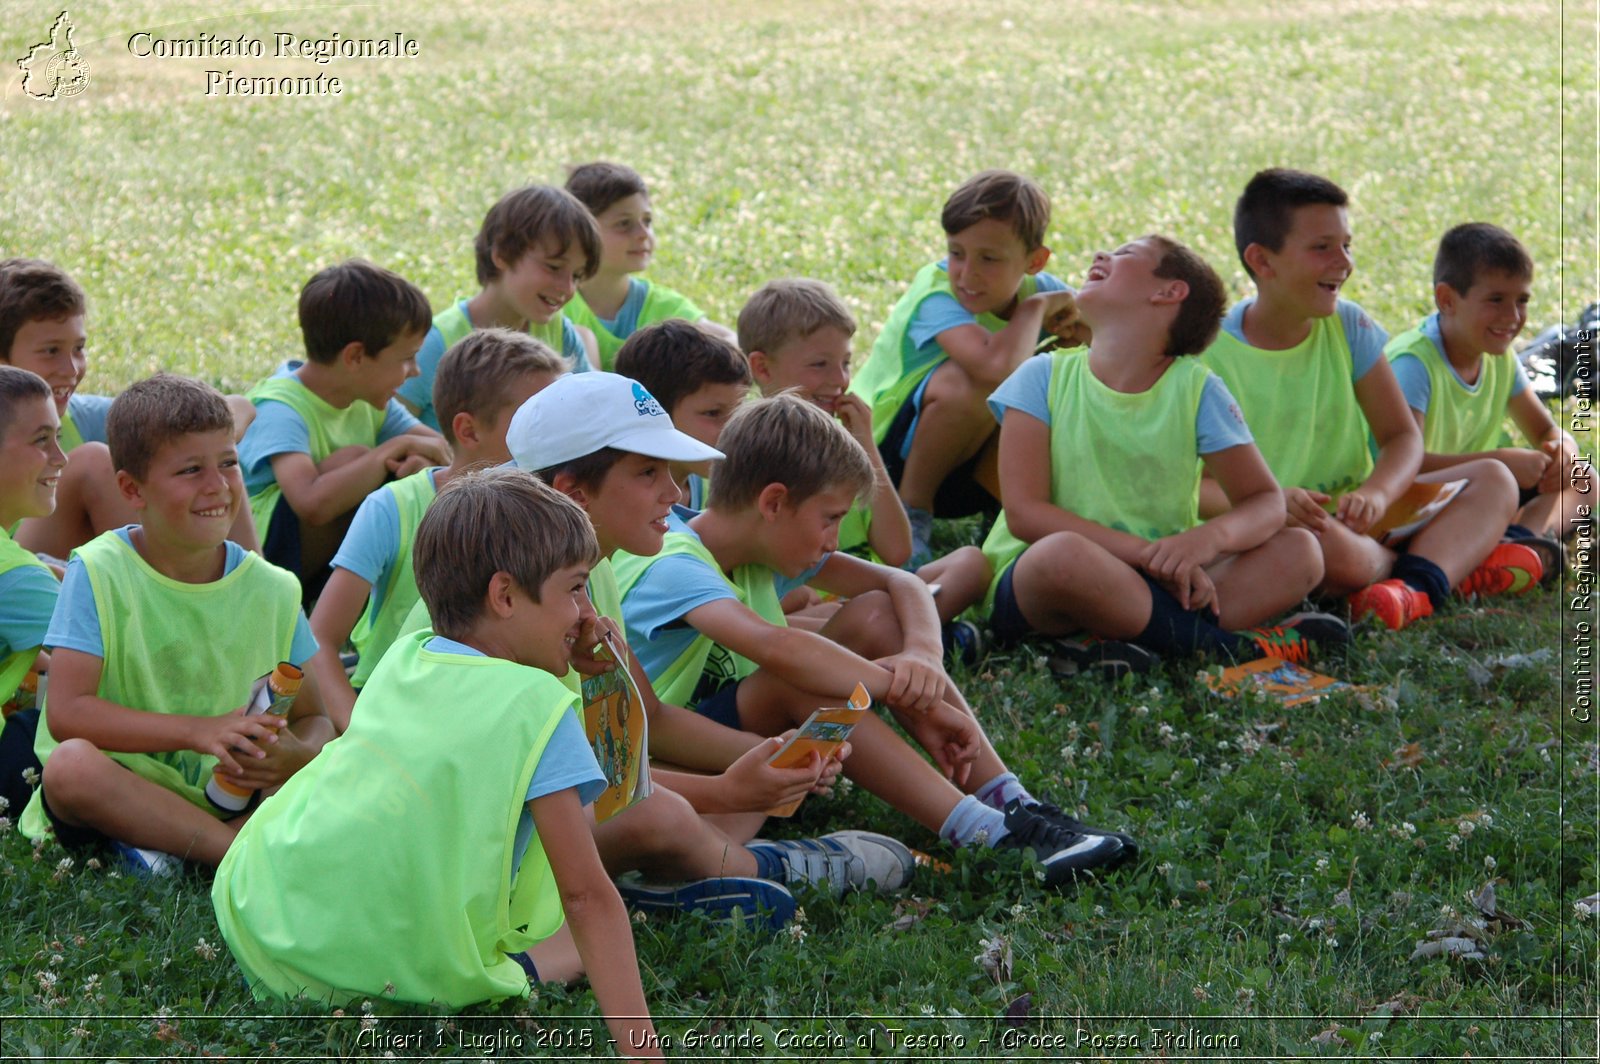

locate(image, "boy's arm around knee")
[[529, 787, 661, 1059]]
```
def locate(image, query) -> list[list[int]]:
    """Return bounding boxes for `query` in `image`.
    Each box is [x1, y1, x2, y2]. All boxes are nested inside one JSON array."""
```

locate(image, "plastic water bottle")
[[205, 662, 302, 813]]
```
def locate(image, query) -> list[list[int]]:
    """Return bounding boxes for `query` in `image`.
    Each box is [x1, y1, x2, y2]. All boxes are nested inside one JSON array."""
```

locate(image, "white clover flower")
[[1483, 856, 1497, 873], [1131, 704, 1150, 717], [0, 816, 12, 835], [1156, 861, 1173, 875], [193, 938, 218, 961], [21, 766, 39, 788], [1278, 933, 1292, 944], [1093, 905, 1106, 918], [1316, 857, 1330, 873], [1446, 836, 1461, 851], [1351, 811, 1372, 831], [1326, 936, 1340, 948], [1191, 983, 1209, 1001], [787, 923, 807, 942]]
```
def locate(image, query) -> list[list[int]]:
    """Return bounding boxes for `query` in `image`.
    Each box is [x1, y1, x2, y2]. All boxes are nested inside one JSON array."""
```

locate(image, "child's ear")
[[550, 470, 587, 507], [485, 571, 517, 619], [115, 470, 146, 510], [756, 481, 789, 520], [338, 340, 368, 369], [1025, 245, 1052, 275], [1242, 243, 1273, 280], [450, 411, 479, 449], [1152, 280, 1190, 306], [1433, 281, 1458, 315], [747, 351, 773, 386]]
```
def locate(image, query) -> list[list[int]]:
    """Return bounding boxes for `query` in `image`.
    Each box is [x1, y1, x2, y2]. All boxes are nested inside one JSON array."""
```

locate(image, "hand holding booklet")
[[1344, 479, 1467, 546], [765, 682, 871, 817], [581, 628, 652, 822]]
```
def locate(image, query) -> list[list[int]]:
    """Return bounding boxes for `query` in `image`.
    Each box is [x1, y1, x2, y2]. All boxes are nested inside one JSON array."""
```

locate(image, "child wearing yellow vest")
[[213, 468, 662, 1052], [505, 372, 914, 923], [306, 330, 565, 730], [0, 367, 66, 816], [397, 185, 603, 430], [612, 319, 752, 510], [564, 161, 730, 370], [981, 236, 1344, 673], [19, 375, 333, 868], [846, 171, 1087, 561], [239, 260, 450, 603], [740, 278, 988, 660], [1200, 169, 1534, 631], [1386, 223, 1583, 564], [616, 394, 1134, 889]]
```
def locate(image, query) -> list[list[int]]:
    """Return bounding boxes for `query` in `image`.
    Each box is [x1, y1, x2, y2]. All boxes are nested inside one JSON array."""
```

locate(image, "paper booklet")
[[1202, 657, 1367, 708], [1348, 478, 1468, 546], [581, 628, 652, 822], [764, 682, 871, 817]]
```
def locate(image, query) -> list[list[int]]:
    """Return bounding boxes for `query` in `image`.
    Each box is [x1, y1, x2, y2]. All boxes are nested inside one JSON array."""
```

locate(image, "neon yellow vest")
[[436, 300, 583, 367], [211, 631, 572, 1006], [0, 527, 52, 706], [245, 373, 389, 535], [566, 279, 705, 371], [1384, 325, 1517, 455], [981, 352, 1210, 608], [850, 262, 1043, 445], [1201, 309, 1373, 495], [613, 531, 786, 707], [59, 408, 84, 453], [20, 533, 301, 838], [348, 468, 439, 688]]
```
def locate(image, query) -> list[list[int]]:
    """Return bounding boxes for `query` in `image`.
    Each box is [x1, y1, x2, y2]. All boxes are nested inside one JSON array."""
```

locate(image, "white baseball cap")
[[507, 371, 724, 471]]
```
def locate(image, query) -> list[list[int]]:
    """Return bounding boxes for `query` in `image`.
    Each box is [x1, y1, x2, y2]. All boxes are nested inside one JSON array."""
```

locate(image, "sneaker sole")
[[615, 876, 796, 930]]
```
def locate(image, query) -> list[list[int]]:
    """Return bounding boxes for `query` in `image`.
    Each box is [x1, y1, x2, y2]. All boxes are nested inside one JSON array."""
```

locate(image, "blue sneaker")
[[906, 505, 934, 569], [747, 831, 916, 895], [942, 620, 984, 669], [109, 841, 180, 878], [615, 874, 796, 930]]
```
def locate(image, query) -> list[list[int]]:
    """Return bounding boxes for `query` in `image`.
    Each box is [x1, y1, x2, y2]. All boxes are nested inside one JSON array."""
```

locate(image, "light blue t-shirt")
[[46, 529, 317, 663], [1218, 298, 1388, 379], [0, 564, 59, 660], [420, 635, 604, 879], [65, 393, 114, 445], [1390, 312, 1529, 415], [621, 509, 827, 684], [905, 265, 1071, 357], [595, 278, 651, 337], [329, 467, 441, 619], [239, 362, 421, 495], [397, 300, 589, 431], [988, 354, 1254, 455]]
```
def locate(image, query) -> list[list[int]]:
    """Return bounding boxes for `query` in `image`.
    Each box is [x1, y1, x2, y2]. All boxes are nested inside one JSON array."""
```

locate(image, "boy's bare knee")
[[830, 589, 901, 657], [921, 360, 981, 406], [40, 738, 110, 815], [598, 788, 699, 862], [1276, 526, 1325, 591]]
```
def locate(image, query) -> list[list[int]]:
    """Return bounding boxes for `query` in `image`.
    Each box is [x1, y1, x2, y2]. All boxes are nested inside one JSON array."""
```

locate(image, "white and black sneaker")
[[1017, 799, 1137, 861], [996, 799, 1127, 885], [747, 831, 916, 895]]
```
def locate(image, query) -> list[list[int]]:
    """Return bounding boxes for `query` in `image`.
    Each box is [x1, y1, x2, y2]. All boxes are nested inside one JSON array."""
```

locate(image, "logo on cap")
[[631, 381, 665, 419]]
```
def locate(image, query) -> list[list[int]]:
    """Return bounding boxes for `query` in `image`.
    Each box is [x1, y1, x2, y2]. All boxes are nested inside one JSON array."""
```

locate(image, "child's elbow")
[[875, 539, 912, 569], [559, 879, 625, 924]]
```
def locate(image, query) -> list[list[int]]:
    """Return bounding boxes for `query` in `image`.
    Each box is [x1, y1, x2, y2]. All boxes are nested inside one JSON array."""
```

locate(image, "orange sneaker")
[[1239, 611, 1352, 664], [1349, 579, 1434, 631], [1457, 543, 1543, 598]]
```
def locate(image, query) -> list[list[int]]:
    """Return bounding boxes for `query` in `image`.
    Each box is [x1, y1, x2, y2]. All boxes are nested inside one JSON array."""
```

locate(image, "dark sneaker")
[[1048, 636, 1160, 680], [1018, 799, 1138, 861], [615, 874, 797, 930], [942, 619, 984, 669], [995, 799, 1126, 885], [747, 831, 916, 895], [1238, 610, 1351, 665]]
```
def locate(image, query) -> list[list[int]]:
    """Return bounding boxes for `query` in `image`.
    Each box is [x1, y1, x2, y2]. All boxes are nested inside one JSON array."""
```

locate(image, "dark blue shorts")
[[987, 561, 1034, 645], [877, 372, 1000, 520], [693, 678, 746, 730]]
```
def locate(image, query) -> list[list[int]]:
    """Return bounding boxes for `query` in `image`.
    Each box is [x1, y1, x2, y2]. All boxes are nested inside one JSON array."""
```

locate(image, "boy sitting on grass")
[[398, 184, 603, 429], [616, 394, 1135, 887], [847, 170, 1087, 561], [740, 278, 989, 655], [1, 259, 257, 558], [19, 375, 333, 870], [507, 372, 915, 923], [240, 260, 450, 602], [1386, 222, 1583, 568], [980, 236, 1345, 673], [1201, 169, 1534, 631], [564, 161, 727, 370], [612, 319, 752, 510], [306, 329, 565, 730], [0, 366, 66, 814], [212, 468, 661, 1051]]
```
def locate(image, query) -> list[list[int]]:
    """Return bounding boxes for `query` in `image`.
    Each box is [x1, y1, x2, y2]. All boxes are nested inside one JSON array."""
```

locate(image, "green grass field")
[[2, 0, 1596, 1059]]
